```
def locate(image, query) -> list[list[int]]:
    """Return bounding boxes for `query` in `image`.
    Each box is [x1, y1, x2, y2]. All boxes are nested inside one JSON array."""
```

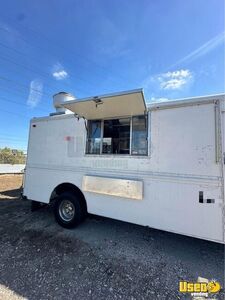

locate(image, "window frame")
[[131, 114, 149, 156], [85, 114, 149, 156], [85, 119, 102, 155]]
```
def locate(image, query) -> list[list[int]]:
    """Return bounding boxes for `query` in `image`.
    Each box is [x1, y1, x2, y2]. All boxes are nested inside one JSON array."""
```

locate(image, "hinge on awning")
[[93, 97, 103, 108]]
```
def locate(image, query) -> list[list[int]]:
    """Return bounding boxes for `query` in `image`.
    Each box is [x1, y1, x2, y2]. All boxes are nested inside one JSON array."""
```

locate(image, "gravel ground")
[[0, 175, 224, 300]]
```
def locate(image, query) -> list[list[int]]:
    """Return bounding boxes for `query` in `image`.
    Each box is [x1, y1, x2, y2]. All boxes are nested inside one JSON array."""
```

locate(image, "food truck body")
[[23, 89, 225, 243]]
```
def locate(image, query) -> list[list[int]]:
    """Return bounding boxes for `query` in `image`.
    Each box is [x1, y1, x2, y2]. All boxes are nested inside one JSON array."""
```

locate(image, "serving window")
[[86, 115, 148, 156]]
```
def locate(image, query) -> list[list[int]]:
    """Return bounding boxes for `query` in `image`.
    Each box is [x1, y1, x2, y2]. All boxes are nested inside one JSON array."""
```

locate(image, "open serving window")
[[62, 89, 148, 156]]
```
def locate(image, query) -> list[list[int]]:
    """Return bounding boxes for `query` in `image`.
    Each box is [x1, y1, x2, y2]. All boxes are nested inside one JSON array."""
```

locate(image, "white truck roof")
[[148, 93, 225, 110]]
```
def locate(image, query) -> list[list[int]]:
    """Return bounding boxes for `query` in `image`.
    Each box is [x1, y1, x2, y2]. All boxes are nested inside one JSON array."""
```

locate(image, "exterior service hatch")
[[62, 89, 146, 120]]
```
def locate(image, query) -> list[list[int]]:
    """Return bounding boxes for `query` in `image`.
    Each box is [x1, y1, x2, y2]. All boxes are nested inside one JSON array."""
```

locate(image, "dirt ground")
[[0, 175, 22, 199], [0, 175, 224, 300]]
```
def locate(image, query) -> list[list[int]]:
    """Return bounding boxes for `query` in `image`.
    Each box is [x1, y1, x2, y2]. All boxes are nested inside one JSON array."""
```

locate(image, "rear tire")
[[54, 192, 83, 228]]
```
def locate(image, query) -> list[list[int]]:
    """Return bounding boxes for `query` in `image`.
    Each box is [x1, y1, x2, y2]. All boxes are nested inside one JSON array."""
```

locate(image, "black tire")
[[54, 192, 83, 229]]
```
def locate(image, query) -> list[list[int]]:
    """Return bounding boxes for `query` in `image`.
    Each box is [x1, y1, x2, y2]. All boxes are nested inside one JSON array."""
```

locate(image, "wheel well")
[[50, 183, 87, 213]]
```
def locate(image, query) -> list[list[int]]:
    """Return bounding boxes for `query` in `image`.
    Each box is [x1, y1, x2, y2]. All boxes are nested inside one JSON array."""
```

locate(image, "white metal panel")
[[26, 120, 48, 165], [149, 103, 220, 176], [84, 178, 223, 242], [221, 107, 225, 243], [24, 166, 223, 242]]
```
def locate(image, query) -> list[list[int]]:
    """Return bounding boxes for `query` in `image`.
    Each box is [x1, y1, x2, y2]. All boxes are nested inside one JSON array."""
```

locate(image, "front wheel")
[[54, 192, 83, 228]]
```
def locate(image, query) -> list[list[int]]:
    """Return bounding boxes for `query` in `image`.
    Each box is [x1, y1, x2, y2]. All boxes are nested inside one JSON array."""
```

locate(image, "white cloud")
[[158, 69, 193, 90], [53, 70, 68, 80], [52, 63, 68, 80], [170, 32, 225, 68], [27, 79, 43, 108]]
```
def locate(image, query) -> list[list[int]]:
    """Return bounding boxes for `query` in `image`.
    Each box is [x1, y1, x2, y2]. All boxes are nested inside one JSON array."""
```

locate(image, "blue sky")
[[0, 0, 224, 150]]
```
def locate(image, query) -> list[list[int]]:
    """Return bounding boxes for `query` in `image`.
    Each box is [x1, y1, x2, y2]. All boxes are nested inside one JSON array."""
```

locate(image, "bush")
[[0, 147, 26, 164]]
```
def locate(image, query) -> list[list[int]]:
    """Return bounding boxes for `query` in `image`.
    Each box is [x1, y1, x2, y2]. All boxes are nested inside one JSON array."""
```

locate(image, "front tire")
[[54, 192, 83, 228]]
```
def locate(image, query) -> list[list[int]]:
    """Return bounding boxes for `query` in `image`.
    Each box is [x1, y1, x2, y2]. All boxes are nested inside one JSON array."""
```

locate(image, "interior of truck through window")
[[86, 115, 148, 155]]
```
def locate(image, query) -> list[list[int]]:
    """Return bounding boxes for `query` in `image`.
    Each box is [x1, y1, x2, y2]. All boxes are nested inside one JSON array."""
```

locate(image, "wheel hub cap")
[[59, 200, 75, 222]]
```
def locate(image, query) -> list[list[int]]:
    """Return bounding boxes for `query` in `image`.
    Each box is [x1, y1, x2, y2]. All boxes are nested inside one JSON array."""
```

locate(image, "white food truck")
[[22, 89, 225, 243]]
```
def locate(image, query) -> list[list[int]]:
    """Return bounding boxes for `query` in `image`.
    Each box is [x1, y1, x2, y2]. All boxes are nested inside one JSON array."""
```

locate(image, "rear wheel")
[[54, 192, 83, 228]]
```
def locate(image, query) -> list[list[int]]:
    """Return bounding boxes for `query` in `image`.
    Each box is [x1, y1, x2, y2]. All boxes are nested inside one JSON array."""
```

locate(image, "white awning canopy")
[[62, 89, 146, 120]]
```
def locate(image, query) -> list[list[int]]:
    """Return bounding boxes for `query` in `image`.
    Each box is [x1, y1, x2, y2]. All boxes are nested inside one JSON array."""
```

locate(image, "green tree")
[[0, 147, 26, 164]]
